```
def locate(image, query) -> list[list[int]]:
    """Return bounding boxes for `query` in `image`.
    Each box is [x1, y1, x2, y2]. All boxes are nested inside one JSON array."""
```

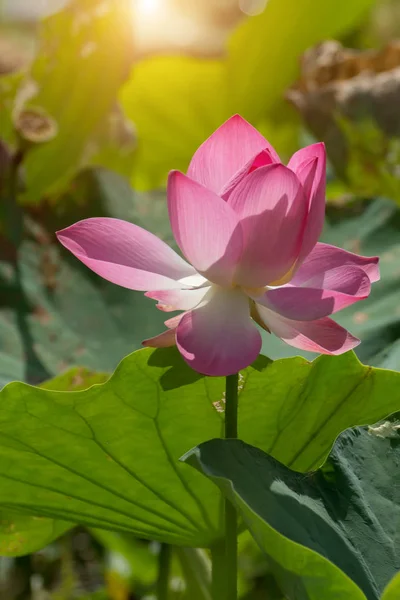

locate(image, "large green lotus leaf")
[[0, 348, 225, 547], [0, 509, 70, 556], [0, 366, 106, 556], [184, 438, 367, 600], [185, 427, 400, 599], [121, 0, 373, 189], [18, 0, 134, 203], [0, 348, 400, 553], [40, 366, 109, 392], [382, 573, 400, 600]]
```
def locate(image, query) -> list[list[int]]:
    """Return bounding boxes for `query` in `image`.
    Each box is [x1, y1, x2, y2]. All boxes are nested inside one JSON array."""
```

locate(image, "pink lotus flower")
[[57, 115, 379, 377]]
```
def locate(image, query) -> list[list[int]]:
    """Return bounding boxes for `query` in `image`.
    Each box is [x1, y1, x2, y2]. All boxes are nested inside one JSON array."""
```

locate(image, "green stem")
[[211, 374, 239, 600], [224, 373, 238, 599], [211, 539, 226, 599], [156, 543, 171, 600], [225, 373, 238, 439]]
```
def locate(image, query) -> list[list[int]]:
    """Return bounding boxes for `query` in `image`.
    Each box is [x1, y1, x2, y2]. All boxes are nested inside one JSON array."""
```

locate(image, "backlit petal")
[[164, 314, 185, 329], [187, 114, 279, 196], [252, 266, 370, 321], [57, 218, 195, 291], [256, 305, 359, 355], [221, 148, 276, 200], [229, 164, 307, 287], [176, 288, 261, 376], [288, 143, 326, 261], [143, 328, 176, 348], [146, 286, 211, 311], [292, 242, 380, 286], [168, 171, 243, 286]]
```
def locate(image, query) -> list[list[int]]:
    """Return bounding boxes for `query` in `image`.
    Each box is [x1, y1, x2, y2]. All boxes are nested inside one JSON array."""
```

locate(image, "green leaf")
[[0, 348, 400, 555], [121, 0, 374, 189], [0, 366, 106, 556], [184, 438, 366, 600], [185, 427, 400, 598], [382, 572, 400, 600], [0, 509, 70, 556], [40, 367, 109, 391], [0, 348, 224, 547], [18, 0, 134, 202]]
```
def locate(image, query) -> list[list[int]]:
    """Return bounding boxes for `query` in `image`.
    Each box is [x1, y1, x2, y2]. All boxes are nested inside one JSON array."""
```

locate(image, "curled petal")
[[292, 242, 380, 286], [221, 148, 276, 201], [164, 314, 185, 329], [229, 164, 307, 287], [187, 114, 279, 196], [255, 305, 360, 355], [146, 286, 211, 312], [251, 266, 371, 321], [288, 143, 326, 261], [168, 171, 243, 286], [143, 328, 176, 348], [176, 288, 261, 376], [57, 218, 195, 291]]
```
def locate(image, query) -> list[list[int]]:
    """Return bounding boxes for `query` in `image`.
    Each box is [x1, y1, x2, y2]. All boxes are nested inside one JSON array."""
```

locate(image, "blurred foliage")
[[341, 120, 400, 203], [121, 0, 375, 190], [0, 169, 170, 387], [1, 0, 375, 200], [287, 39, 400, 202], [1, 0, 135, 202]]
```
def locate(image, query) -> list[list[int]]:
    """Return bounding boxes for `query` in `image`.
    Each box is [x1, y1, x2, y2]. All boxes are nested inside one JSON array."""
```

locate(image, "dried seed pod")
[[287, 40, 400, 177], [14, 106, 58, 146]]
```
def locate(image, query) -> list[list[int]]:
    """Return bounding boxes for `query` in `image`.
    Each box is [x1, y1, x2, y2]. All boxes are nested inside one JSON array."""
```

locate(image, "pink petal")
[[256, 305, 360, 355], [176, 288, 261, 376], [143, 328, 177, 348], [164, 314, 185, 329], [252, 266, 370, 321], [145, 286, 211, 312], [228, 164, 307, 287], [168, 171, 243, 286], [249, 149, 278, 172], [292, 242, 380, 286], [288, 143, 326, 261], [187, 114, 280, 196], [57, 218, 196, 291], [220, 148, 276, 201]]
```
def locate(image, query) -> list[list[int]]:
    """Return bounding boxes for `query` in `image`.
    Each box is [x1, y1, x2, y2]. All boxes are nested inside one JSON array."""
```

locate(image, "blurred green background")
[[1, 0, 400, 598]]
